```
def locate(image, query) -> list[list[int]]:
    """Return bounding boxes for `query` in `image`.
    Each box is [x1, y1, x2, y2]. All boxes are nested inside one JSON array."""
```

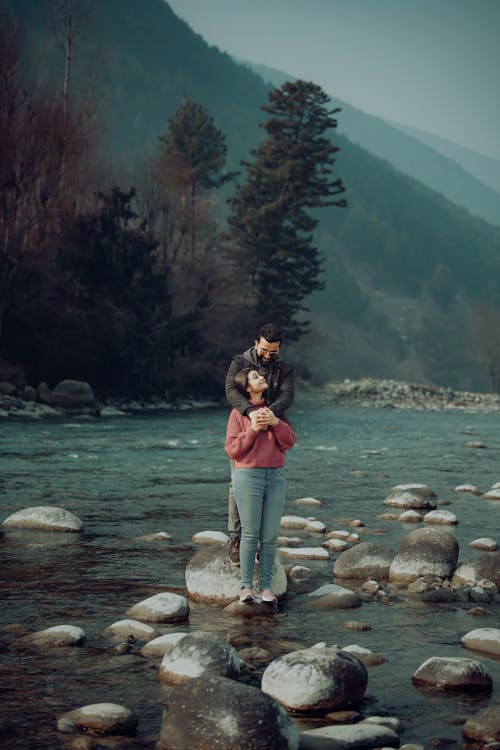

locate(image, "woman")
[[225, 368, 296, 604]]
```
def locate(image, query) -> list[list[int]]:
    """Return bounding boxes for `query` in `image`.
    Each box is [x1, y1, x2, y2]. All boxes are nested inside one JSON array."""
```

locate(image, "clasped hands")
[[249, 406, 279, 431]]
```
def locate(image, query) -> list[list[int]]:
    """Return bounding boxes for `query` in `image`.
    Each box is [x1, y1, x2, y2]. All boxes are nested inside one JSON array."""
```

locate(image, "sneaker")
[[257, 589, 277, 604], [239, 587, 254, 603], [228, 536, 240, 566]]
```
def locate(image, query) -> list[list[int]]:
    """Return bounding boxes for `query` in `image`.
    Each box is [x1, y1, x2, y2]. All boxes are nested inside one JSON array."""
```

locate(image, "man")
[[225, 322, 295, 565]]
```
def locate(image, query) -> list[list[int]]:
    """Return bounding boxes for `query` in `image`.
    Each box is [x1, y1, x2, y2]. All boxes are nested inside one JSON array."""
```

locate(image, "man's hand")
[[251, 407, 279, 430]]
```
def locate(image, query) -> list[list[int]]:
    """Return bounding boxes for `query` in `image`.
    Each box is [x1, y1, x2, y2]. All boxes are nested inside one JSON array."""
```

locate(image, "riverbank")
[[1, 376, 500, 419]]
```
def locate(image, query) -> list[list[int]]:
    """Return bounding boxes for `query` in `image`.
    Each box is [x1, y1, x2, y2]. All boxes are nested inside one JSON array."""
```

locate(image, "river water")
[[1, 392, 499, 748]]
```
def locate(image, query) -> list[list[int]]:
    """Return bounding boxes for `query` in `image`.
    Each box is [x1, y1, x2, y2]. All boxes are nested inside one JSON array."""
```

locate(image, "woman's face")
[[246, 369, 267, 395]]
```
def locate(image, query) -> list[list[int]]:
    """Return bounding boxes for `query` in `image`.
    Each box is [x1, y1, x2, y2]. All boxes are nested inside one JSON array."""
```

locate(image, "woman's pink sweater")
[[225, 405, 296, 468]]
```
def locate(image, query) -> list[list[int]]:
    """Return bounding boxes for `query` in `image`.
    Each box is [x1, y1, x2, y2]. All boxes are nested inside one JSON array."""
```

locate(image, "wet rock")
[[2, 505, 83, 532], [136, 531, 172, 542], [289, 565, 312, 582], [305, 519, 326, 533], [452, 551, 500, 587], [185, 542, 286, 602], [223, 599, 280, 617], [157, 630, 241, 684], [238, 646, 273, 666], [327, 530, 351, 540], [278, 546, 330, 561], [157, 673, 299, 750], [280, 515, 308, 529], [342, 644, 385, 666], [462, 704, 500, 744], [421, 588, 457, 603], [454, 483, 479, 494], [412, 656, 492, 690], [104, 619, 158, 642], [191, 530, 229, 544], [388, 528, 459, 583], [342, 620, 372, 631], [333, 542, 395, 580], [323, 538, 350, 552], [469, 537, 497, 551], [278, 536, 304, 547], [57, 702, 138, 736], [482, 487, 500, 500], [383, 483, 437, 510], [261, 645, 367, 712], [423, 510, 457, 525], [125, 592, 189, 623], [299, 584, 362, 610], [461, 627, 500, 656], [399, 510, 423, 522], [295, 497, 322, 507], [464, 440, 487, 449], [13, 624, 86, 648], [299, 721, 399, 749], [140, 632, 187, 657]]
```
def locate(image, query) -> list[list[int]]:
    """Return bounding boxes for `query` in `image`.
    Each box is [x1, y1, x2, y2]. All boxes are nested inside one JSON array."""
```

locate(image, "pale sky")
[[166, 0, 500, 161]]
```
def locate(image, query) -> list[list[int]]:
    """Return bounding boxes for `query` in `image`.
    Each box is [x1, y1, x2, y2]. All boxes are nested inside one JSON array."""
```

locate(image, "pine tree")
[[227, 80, 346, 339]]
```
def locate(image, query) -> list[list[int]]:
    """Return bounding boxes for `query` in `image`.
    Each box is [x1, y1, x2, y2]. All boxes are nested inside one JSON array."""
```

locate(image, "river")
[[1, 392, 499, 748]]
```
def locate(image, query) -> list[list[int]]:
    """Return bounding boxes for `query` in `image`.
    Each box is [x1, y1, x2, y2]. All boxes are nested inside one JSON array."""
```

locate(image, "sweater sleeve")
[[225, 409, 259, 459], [271, 418, 296, 452], [267, 364, 295, 418], [225, 355, 254, 416]]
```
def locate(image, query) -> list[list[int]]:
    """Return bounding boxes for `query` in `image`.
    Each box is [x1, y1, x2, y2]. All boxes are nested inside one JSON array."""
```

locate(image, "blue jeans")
[[233, 467, 286, 590]]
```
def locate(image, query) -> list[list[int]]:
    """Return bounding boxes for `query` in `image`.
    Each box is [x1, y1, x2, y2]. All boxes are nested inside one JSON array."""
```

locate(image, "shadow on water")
[[0, 402, 499, 748]]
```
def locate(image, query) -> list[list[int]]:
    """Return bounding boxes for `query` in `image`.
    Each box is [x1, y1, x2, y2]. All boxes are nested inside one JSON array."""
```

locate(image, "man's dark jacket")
[[225, 346, 294, 418]]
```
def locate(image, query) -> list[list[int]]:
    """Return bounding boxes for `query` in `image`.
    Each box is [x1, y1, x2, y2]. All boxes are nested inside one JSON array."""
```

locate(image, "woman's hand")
[[253, 406, 279, 428]]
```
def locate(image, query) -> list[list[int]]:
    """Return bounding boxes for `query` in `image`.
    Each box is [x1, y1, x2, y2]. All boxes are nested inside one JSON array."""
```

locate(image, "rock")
[[464, 440, 487, 449], [322, 539, 350, 552], [342, 644, 386, 667], [280, 515, 308, 529], [454, 483, 479, 493], [278, 536, 304, 547], [104, 619, 158, 641], [185, 542, 286, 602], [461, 628, 500, 656], [383, 483, 437, 510], [295, 497, 322, 507], [261, 645, 367, 712], [462, 704, 500, 744], [2, 506, 83, 532], [278, 546, 330, 560], [289, 565, 312, 582], [158, 630, 241, 684], [44, 379, 99, 413], [157, 673, 299, 750], [469, 537, 497, 551], [333, 542, 395, 580], [421, 588, 457, 603], [327, 530, 351, 540], [57, 703, 138, 736], [388, 528, 459, 583], [399, 510, 423, 522], [452, 551, 500, 587], [136, 531, 172, 542], [423, 510, 457, 525], [13, 625, 86, 648], [238, 646, 273, 666], [342, 621, 372, 632], [300, 584, 362, 610], [299, 721, 399, 749], [482, 487, 500, 500], [412, 656, 492, 690], [125, 592, 189, 623], [305, 519, 326, 533], [140, 632, 187, 657], [192, 529, 229, 544]]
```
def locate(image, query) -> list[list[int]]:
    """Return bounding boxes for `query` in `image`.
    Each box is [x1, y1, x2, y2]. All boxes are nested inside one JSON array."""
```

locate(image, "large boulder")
[[261, 645, 367, 712], [412, 656, 492, 690], [452, 551, 500, 587], [2, 506, 83, 532], [334, 542, 394, 580], [158, 630, 241, 684], [461, 628, 500, 657], [185, 543, 286, 602], [388, 527, 459, 583], [13, 625, 86, 648], [462, 704, 500, 744], [38, 379, 100, 414], [157, 674, 299, 750]]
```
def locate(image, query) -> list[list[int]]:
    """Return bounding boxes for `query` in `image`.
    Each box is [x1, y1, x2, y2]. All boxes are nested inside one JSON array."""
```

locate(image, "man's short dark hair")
[[258, 323, 282, 343]]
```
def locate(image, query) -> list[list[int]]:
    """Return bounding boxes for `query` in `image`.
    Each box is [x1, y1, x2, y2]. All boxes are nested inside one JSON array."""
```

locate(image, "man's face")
[[255, 336, 281, 363]]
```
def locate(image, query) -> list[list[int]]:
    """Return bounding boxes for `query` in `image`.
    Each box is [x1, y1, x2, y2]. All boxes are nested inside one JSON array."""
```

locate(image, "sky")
[[166, 0, 500, 161]]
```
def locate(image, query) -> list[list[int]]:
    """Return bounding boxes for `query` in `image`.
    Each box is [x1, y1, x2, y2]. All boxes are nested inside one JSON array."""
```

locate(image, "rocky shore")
[[2, 375, 500, 419]]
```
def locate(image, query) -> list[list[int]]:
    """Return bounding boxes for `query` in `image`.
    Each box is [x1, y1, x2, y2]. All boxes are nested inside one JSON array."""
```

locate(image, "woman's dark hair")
[[234, 368, 252, 396]]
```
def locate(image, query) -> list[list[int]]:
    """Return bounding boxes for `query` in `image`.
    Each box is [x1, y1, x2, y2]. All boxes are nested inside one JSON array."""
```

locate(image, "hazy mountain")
[[245, 62, 500, 228], [5, 0, 500, 391]]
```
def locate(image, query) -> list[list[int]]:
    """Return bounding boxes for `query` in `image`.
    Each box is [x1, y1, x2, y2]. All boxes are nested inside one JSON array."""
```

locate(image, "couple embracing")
[[224, 323, 296, 605]]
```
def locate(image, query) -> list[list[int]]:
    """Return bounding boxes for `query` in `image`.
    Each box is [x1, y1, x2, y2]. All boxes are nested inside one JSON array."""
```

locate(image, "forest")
[[2, 0, 500, 397]]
